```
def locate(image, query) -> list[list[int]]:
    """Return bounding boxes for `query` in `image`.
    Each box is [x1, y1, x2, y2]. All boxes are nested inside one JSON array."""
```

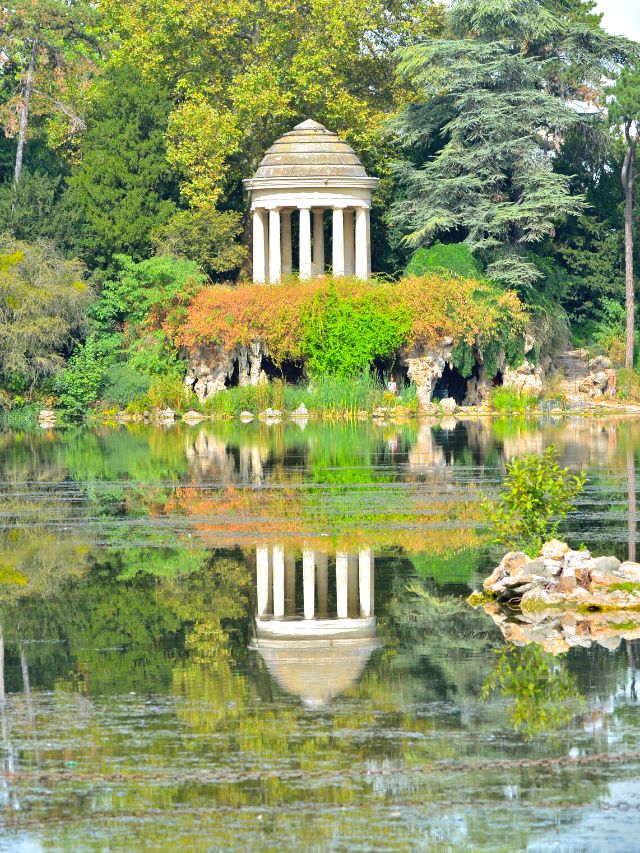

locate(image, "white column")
[[343, 210, 354, 276], [358, 549, 374, 617], [285, 552, 296, 615], [268, 208, 281, 284], [256, 546, 270, 617], [299, 207, 312, 280], [336, 552, 348, 618], [281, 210, 292, 275], [347, 553, 358, 617], [316, 552, 328, 617], [273, 545, 285, 618], [355, 207, 368, 281], [313, 209, 325, 276], [303, 549, 315, 619], [366, 208, 372, 277], [252, 209, 267, 283], [332, 207, 345, 277]]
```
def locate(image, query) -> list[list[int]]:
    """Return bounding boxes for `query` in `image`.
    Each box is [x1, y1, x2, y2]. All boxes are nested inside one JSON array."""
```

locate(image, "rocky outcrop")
[[481, 540, 640, 611], [38, 409, 57, 428], [578, 356, 616, 398], [502, 360, 545, 396], [185, 341, 269, 401], [401, 342, 452, 408]]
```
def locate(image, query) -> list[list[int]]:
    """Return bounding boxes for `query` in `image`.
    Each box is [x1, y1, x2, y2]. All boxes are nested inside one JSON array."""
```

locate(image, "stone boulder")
[[502, 360, 544, 397], [480, 540, 640, 610], [38, 409, 56, 427], [440, 397, 457, 416], [290, 403, 309, 419], [182, 410, 205, 424]]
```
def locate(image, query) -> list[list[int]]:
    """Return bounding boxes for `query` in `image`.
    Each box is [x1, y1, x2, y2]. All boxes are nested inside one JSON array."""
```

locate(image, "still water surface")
[[1, 417, 640, 851]]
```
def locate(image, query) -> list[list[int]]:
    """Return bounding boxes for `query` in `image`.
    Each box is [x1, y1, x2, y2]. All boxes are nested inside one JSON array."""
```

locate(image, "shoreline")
[[4, 402, 640, 431]]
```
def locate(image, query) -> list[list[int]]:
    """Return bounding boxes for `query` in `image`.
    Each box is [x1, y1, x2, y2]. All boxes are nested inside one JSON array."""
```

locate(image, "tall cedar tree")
[[65, 65, 179, 268], [609, 67, 640, 368], [389, 0, 636, 289]]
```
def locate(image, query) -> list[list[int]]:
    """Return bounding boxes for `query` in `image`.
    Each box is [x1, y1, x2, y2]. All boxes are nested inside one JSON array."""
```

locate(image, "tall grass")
[[204, 373, 417, 418], [489, 387, 539, 414]]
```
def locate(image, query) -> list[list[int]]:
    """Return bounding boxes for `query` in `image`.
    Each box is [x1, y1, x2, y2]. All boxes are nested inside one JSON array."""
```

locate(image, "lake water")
[[1, 417, 640, 852]]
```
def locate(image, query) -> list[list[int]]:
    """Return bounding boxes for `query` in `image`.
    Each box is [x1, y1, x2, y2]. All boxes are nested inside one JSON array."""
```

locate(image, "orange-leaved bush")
[[173, 275, 527, 375]]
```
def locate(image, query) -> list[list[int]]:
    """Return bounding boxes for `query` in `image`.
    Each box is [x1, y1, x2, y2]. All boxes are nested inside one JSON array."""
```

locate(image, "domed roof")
[[253, 119, 368, 180]]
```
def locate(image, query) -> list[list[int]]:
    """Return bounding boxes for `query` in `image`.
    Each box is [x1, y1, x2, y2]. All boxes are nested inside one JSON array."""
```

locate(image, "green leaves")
[[484, 445, 587, 555], [300, 283, 411, 378]]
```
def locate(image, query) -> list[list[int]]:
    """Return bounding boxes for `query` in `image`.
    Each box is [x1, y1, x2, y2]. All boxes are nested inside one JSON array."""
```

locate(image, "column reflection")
[[250, 544, 381, 708]]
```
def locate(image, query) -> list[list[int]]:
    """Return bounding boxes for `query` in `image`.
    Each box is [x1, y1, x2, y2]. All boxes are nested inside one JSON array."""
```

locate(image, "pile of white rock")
[[481, 540, 640, 611]]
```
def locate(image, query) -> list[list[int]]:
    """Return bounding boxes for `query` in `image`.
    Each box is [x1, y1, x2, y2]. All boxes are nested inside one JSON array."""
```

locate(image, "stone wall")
[[185, 341, 269, 402], [186, 336, 541, 408]]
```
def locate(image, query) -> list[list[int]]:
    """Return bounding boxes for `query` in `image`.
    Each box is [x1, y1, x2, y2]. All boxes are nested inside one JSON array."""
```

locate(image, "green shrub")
[[101, 364, 152, 408], [0, 403, 40, 428], [483, 446, 587, 556], [56, 336, 106, 415], [147, 375, 190, 410], [617, 368, 640, 401], [301, 283, 411, 378], [403, 243, 484, 279]]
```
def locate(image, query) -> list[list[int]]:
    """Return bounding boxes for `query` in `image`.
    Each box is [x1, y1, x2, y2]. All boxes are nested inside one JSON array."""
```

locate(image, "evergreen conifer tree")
[[389, 0, 636, 289]]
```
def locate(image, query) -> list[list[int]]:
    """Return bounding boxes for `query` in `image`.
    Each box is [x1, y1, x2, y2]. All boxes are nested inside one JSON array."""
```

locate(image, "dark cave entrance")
[[225, 359, 240, 388], [260, 355, 306, 384], [432, 364, 469, 405], [372, 356, 410, 389]]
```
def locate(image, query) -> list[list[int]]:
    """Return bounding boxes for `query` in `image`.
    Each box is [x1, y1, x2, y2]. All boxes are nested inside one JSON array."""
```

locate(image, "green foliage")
[[147, 375, 191, 410], [616, 368, 640, 402], [504, 334, 526, 368], [151, 205, 246, 278], [124, 331, 185, 379], [608, 65, 640, 130], [65, 64, 179, 267], [484, 445, 587, 556], [300, 283, 411, 378], [92, 254, 205, 333], [403, 243, 484, 279], [482, 339, 502, 379], [100, 364, 152, 408], [489, 387, 539, 414], [0, 403, 40, 428], [0, 236, 92, 384], [0, 171, 71, 245], [55, 336, 106, 415], [451, 340, 475, 377], [592, 297, 628, 364]]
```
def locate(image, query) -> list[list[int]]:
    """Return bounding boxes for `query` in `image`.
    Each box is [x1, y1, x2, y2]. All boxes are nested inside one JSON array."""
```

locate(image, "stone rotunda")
[[243, 119, 379, 283]]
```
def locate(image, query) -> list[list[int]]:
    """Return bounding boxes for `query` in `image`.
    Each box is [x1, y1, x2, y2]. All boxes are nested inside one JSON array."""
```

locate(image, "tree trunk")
[[622, 124, 637, 369], [14, 39, 38, 184], [628, 444, 637, 562]]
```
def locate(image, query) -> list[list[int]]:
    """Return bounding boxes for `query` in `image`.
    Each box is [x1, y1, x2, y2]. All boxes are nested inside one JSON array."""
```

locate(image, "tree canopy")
[[389, 0, 636, 289]]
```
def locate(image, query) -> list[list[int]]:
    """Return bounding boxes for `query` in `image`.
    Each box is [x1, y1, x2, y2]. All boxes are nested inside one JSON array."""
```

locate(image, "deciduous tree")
[[0, 0, 100, 183]]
